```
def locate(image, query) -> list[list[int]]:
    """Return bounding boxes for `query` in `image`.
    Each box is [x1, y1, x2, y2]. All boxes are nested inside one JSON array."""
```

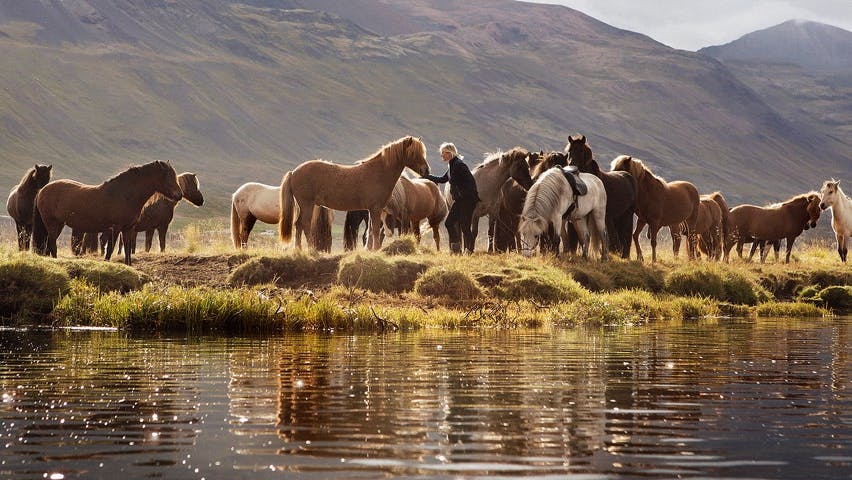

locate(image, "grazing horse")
[[382, 176, 449, 250], [611, 155, 700, 262], [343, 210, 370, 251], [724, 193, 822, 263], [127, 172, 205, 253], [566, 135, 637, 258], [231, 182, 281, 249], [518, 167, 608, 260], [279, 136, 429, 250], [818, 180, 852, 262], [6, 164, 52, 251], [463, 147, 535, 251], [32, 160, 182, 265], [683, 195, 724, 260]]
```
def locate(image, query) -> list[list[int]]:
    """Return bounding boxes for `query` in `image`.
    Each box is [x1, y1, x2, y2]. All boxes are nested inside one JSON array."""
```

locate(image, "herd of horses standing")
[[6, 134, 852, 266]]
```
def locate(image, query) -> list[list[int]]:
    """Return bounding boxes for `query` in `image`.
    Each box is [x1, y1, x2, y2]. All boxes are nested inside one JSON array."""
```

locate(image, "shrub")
[[815, 286, 852, 312], [414, 267, 483, 300], [0, 256, 70, 321]]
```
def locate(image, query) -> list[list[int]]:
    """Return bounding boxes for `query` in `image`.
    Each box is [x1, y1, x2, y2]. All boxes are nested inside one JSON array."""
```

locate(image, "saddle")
[[560, 166, 587, 218]]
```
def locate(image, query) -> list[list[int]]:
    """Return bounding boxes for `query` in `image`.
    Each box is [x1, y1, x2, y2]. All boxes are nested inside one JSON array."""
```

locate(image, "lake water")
[[0, 317, 849, 479]]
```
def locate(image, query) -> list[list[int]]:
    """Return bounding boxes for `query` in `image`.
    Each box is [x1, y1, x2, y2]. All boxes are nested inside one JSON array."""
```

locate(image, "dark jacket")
[[424, 156, 479, 201]]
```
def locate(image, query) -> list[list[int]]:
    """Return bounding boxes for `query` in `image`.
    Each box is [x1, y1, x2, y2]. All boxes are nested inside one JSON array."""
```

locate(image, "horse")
[[611, 155, 700, 262], [565, 135, 637, 259], [493, 150, 539, 252], [343, 210, 370, 251], [279, 136, 429, 250], [231, 182, 281, 249], [518, 167, 608, 260], [382, 176, 449, 250], [818, 180, 852, 262], [32, 160, 183, 265], [6, 164, 52, 251], [724, 192, 822, 263], [678, 195, 724, 261], [124, 172, 205, 253], [462, 147, 535, 251]]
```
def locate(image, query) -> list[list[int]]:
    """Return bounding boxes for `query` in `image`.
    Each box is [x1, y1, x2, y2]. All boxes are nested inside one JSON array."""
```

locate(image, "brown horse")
[[279, 136, 429, 250], [124, 172, 205, 253], [611, 155, 700, 262], [6, 164, 52, 251], [724, 193, 822, 263], [32, 160, 182, 265], [343, 210, 370, 251], [566, 135, 637, 258], [382, 176, 449, 250], [676, 195, 724, 261], [493, 150, 538, 252]]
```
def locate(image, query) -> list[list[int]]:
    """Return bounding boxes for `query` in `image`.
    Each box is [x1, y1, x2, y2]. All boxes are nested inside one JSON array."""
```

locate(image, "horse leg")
[[783, 238, 794, 263], [648, 224, 662, 263], [671, 229, 681, 257], [632, 219, 647, 262], [773, 240, 781, 262], [104, 229, 116, 261], [15, 223, 26, 251], [144, 229, 154, 252], [572, 218, 591, 259], [595, 212, 609, 261], [121, 228, 133, 265], [487, 216, 496, 253], [158, 227, 168, 252], [838, 233, 848, 262], [241, 215, 257, 248], [368, 207, 384, 250], [430, 221, 441, 251], [747, 241, 759, 262]]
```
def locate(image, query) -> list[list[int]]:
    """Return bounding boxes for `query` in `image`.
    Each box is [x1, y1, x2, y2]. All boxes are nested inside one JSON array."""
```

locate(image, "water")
[[0, 318, 849, 479]]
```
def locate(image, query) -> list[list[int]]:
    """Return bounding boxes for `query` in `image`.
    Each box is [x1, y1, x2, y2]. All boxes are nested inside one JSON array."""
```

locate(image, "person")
[[423, 142, 479, 253]]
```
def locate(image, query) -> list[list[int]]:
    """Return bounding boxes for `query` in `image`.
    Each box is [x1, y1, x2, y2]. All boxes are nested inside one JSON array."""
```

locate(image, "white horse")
[[518, 167, 608, 259], [819, 179, 852, 262], [230, 182, 281, 249]]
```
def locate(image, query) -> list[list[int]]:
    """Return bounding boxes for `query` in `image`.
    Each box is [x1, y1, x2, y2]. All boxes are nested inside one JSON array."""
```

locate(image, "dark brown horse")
[[611, 155, 700, 262], [343, 210, 370, 251], [279, 136, 429, 250], [32, 160, 182, 265], [6, 164, 52, 251], [724, 193, 822, 263], [566, 135, 637, 259]]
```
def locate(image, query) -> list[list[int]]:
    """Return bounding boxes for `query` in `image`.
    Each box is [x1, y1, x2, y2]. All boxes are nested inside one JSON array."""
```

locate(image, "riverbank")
[[2, 237, 850, 333]]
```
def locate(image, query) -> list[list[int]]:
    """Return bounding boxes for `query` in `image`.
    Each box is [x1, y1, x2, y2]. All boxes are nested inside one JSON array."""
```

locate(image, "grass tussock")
[[753, 301, 829, 318], [227, 251, 339, 287], [381, 236, 419, 255], [665, 263, 770, 305], [0, 255, 70, 322], [415, 266, 484, 301], [57, 258, 150, 292], [561, 259, 666, 292], [337, 253, 430, 293], [490, 266, 586, 303]]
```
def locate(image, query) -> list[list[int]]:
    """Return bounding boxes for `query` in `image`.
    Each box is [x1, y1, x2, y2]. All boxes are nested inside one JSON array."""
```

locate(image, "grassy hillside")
[[0, 0, 849, 225]]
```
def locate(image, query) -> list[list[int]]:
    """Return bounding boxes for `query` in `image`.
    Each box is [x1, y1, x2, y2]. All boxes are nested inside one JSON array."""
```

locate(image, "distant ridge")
[[700, 20, 852, 71]]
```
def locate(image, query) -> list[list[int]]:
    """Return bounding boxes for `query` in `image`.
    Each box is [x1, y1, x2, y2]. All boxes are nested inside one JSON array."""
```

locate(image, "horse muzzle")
[[819, 202, 828, 210]]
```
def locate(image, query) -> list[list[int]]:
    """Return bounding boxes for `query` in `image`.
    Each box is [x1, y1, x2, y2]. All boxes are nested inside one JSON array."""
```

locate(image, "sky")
[[527, 0, 852, 51]]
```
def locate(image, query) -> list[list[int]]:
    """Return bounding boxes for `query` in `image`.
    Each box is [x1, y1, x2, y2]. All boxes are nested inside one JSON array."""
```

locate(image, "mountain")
[[0, 1, 849, 223], [699, 20, 852, 163]]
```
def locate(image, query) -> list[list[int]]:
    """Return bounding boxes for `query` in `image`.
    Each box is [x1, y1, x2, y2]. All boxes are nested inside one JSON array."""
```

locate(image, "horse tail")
[[32, 204, 48, 255], [230, 199, 242, 249], [278, 171, 295, 243], [309, 206, 332, 252]]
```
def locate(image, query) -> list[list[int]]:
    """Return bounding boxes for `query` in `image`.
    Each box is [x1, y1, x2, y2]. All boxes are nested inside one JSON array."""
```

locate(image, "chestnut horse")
[[382, 175, 449, 250], [566, 135, 637, 258], [678, 195, 724, 261], [819, 180, 852, 262], [231, 181, 331, 251], [127, 172, 205, 253], [6, 164, 52, 250], [724, 193, 821, 263], [279, 136, 429, 250], [32, 160, 182, 265], [611, 155, 700, 262]]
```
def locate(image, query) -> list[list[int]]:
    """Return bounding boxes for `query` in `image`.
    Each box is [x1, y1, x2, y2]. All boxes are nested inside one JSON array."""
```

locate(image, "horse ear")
[[579, 134, 585, 143]]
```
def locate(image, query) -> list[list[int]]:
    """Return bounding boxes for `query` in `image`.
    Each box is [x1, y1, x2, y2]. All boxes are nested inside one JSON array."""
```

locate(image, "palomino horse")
[[611, 155, 700, 262], [724, 193, 821, 263], [566, 135, 637, 258], [32, 160, 182, 265], [463, 147, 535, 251], [518, 167, 608, 260], [231, 181, 331, 250], [818, 180, 852, 262], [279, 136, 429, 250], [382, 176, 449, 250], [6, 164, 52, 251]]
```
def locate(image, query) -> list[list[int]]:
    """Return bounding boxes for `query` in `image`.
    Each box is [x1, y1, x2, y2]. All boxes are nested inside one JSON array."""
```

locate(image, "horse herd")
[[6, 134, 852, 266]]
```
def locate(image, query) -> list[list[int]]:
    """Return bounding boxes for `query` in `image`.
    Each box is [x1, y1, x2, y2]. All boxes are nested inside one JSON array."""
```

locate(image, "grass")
[[1, 236, 849, 331]]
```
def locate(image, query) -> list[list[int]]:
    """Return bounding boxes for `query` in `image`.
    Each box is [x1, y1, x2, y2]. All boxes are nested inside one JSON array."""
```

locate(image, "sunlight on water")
[[0, 317, 848, 479]]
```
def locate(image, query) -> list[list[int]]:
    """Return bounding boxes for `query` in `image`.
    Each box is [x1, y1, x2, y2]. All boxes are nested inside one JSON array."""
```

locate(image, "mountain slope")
[[0, 1, 848, 221]]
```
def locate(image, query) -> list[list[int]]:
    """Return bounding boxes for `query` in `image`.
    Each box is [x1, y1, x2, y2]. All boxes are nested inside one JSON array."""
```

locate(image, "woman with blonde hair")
[[423, 142, 479, 253]]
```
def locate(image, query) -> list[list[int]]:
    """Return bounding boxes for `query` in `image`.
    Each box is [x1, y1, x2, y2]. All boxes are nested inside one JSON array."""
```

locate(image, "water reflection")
[[0, 318, 849, 479]]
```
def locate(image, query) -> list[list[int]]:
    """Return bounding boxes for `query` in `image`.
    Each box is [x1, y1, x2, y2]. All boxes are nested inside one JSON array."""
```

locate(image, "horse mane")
[[524, 169, 564, 221], [103, 160, 167, 186], [473, 150, 504, 171], [612, 155, 668, 186], [18, 166, 37, 185], [769, 192, 818, 208]]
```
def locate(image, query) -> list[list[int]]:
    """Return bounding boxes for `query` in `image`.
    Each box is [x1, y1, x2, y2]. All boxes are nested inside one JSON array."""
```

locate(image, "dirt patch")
[[122, 253, 245, 288]]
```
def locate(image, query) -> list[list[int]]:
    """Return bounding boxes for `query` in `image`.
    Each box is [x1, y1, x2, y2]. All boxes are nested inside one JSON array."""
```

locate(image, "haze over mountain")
[[0, 0, 849, 220]]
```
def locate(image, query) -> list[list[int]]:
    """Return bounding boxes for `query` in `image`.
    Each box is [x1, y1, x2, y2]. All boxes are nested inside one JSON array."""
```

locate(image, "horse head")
[[805, 193, 821, 229], [178, 172, 205, 206], [565, 134, 592, 169], [532, 151, 567, 179], [518, 215, 548, 257], [32, 164, 52, 188], [402, 136, 429, 177], [153, 160, 183, 202], [819, 180, 840, 211]]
